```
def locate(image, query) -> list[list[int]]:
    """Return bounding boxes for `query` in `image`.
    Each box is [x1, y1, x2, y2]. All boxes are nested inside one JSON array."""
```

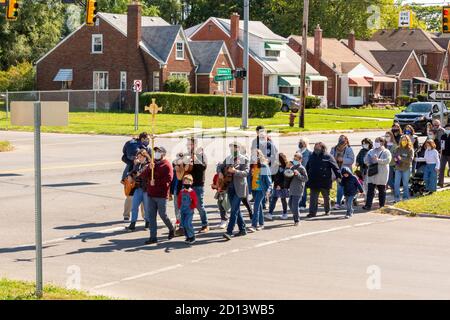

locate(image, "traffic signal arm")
[[86, 0, 98, 26]]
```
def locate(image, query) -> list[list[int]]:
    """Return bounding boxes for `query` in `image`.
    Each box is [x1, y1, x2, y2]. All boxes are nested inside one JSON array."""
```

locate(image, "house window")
[[92, 35, 103, 53], [170, 72, 188, 79], [176, 42, 184, 60], [153, 71, 160, 91], [401, 80, 412, 96], [349, 87, 362, 97], [61, 81, 71, 90], [120, 71, 127, 90], [420, 54, 428, 66], [228, 80, 234, 89], [265, 50, 280, 58], [93, 71, 108, 90]]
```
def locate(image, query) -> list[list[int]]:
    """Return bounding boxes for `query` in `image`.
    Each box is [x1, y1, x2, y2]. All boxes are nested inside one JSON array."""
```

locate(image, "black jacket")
[[306, 152, 341, 190], [341, 167, 363, 197]]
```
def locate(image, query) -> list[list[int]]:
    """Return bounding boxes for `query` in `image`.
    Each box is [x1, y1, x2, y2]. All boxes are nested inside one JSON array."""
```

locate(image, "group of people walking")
[[120, 121, 450, 245]]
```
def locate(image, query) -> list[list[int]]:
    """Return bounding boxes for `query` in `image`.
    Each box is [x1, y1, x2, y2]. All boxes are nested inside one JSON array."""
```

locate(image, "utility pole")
[[242, 0, 250, 129], [299, 0, 309, 128]]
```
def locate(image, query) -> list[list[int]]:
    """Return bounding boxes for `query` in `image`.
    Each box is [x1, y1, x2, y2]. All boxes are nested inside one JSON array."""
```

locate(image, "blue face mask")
[[405, 131, 412, 135], [292, 160, 299, 166]]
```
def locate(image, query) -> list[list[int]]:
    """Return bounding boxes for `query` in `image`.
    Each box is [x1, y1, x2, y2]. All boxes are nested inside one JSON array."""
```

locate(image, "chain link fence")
[[0, 89, 138, 119]]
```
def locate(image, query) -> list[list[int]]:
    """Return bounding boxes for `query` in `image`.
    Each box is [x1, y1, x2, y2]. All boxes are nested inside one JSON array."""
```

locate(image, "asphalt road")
[[1, 130, 450, 300]]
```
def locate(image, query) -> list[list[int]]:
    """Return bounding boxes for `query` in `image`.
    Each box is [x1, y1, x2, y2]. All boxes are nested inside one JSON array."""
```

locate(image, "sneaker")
[[124, 217, 130, 222], [126, 222, 136, 231], [306, 213, 316, 219], [324, 211, 331, 216], [294, 221, 300, 227], [175, 228, 185, 237], [235, 230, 247, 237], [144, 221, 149, 229], [223, 233, 232, 241], [299, 207, 306, 211], [218, 220, 228, 229], [145, 238, 157, 245], [333, 204, 341, 210], [168, 230, 175, 240], [345, 215, 351, 219], [264, 214, 274, 221], [247, 227, 256, 233], [281, 213, 289, 220], [362, 206, 371, 211], [198, 226, 209, 234], [185, 237, 196, 245], [256, 226, 264, 231]]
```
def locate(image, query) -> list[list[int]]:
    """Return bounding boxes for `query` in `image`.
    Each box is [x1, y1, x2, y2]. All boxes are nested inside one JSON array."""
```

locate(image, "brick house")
[[186, 14, 325, 99], [371, 29, 449, 90], [35, 2, 234, 109], [341, 38, 429, 99]]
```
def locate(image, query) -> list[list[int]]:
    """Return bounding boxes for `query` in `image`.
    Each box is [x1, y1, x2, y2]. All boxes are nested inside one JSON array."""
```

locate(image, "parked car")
[[268, 93, 300, 113], [393, 102, 449, 135]]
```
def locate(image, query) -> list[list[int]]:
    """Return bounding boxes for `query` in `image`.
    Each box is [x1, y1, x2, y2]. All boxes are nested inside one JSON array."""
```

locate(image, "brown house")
[[371, 29, 449, 89]]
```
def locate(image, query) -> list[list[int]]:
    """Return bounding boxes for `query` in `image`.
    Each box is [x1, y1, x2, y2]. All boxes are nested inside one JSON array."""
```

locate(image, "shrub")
[[140, 92, 281, 118], [417, 94, 428, 102], [395, 95, 410, 106], [0, 62, 35, 92], [305, 96, 321, 109], [164, 76, 190, 93]]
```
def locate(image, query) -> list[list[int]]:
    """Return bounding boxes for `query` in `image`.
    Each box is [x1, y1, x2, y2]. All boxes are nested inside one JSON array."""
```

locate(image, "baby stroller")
[[409, 161, 426, 196]]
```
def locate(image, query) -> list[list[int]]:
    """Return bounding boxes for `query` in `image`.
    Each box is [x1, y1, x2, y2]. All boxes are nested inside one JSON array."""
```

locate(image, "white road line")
[[91, 217, 400, 291]]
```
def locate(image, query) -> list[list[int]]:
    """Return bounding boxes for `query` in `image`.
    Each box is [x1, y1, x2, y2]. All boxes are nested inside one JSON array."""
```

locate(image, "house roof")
[[214, 18, 287, 42], [140, 25, 183, 63], [371, 29, 445, 53], [341, 40, 386, 73], [289, 35, 381, 75], [370, 50, 417, 75], [432, 37, 450, 50], [189, 41, 230, 74], [98, 12, 170, 35]]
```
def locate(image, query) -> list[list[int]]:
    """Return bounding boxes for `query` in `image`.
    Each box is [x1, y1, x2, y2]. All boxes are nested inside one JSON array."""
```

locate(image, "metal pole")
[[94, 90, 97, 113], [242, 0, 250, 129], [6, 90, 9, 119], [224, 81, 228, 133], [299, 0, 309, 128], [34, 101, 43, 298], [134, 90, 139, 131]]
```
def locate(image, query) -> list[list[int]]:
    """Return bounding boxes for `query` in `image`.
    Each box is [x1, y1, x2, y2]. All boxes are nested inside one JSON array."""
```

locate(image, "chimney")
[[348, 30, 356, 51], [231, 13, 240, 41], [127, 1, 142, 49], [313, 24, 322, 69]]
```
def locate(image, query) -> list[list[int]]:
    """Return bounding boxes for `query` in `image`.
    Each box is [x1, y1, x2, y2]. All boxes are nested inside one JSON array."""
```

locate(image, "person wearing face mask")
[[363, 137, 392, 210], [297, 137, 311, 210], [219, 142, 250, 241], [392, 135, 414, 203], [177, 175, 198, 245], [415, 140, 440, 194], [384, 131, 397, 192], [247, 150, 272, 232], [391, 123, 403, 145], [306, 142, 341, 218], [287, 153, 308, 226], [439, 123, 450, 187], [403, 125, 419, 151], [330, 135, 355, 210], [356, 138, 373, 198], [140, 146, 175, 245], [267, 153, 290, 221]]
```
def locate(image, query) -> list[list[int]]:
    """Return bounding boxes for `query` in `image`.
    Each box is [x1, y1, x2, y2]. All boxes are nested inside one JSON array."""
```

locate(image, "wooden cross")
[[144, 98, 162, 186]]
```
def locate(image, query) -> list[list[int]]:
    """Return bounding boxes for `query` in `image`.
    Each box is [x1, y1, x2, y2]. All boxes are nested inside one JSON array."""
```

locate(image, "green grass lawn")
[[0, 278, 111, 300], [0, 109, 395, 136], [393, 190, 450, 216], [0, 140, 13, 152], [307, 107, 402, 119]]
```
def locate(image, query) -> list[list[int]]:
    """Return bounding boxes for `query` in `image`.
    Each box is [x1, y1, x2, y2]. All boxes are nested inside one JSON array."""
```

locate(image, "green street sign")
[[217, 68, 232, 76], [214, 74, 234, 82]]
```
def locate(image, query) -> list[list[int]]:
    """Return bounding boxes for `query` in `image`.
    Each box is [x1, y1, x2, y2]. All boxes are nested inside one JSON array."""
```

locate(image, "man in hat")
[[141, 146, 175, 245], [218, 141, 249, 240]]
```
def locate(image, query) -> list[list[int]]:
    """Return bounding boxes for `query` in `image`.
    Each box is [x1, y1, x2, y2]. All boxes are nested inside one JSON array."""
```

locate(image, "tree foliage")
[[0, 62, 35, 91]]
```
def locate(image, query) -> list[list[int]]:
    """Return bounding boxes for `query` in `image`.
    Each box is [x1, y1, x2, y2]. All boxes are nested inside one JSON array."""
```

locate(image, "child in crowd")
[[287, 152, 308, 226], [177, 175, 198, 245], [211, 168, 230, 229], [416, 140, 440, 194], [340, 167, 364, 219]]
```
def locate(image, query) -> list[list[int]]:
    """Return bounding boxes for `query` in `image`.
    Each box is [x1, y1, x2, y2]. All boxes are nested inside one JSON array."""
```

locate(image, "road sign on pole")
[[429, 90, 450, 101], [217, 68, 232, 76], [133, 80, 142, 131], [214, 75, 234, 82], [399, 11, 411, 28]]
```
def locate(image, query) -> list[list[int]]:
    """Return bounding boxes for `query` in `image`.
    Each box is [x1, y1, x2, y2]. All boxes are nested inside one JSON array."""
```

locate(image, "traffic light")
[[0, 0, 7, 7], [443, 7, 450, 33], [6, 0, 19, 21], [234, 68, 247, 79], [86, 0, 98, 27]]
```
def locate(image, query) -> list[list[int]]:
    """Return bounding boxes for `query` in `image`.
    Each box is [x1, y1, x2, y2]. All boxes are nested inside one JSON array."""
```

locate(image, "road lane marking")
[[0, 161, 122, 174], [90, 217, 400, 291]]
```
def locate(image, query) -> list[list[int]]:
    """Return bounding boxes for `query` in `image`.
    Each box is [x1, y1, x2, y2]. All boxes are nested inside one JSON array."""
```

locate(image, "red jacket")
[[142, 159, 173, 199], [177, 188, 198, 210]]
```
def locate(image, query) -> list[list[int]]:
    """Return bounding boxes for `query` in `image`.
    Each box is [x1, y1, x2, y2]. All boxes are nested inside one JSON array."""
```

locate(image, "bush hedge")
[[305, 96, 321, 109], [164, 77, 191, 93], [140, 92, 281, 118], [395, 95, 411, 106]]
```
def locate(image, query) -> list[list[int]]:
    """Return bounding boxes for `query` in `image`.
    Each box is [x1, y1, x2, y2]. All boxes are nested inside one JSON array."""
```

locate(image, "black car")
[[268, 93, 301, 113], [394, 102, 449, 135]]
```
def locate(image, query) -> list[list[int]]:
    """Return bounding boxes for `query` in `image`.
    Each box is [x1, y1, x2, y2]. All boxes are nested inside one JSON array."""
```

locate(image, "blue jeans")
[[388, 166, 395, 189], [299, 188, 307, 208], [345, 195, 355, 216], [226, 186, 246, 235], [394, 169, 410, 201], [289, 195, 301, 223], [269, 195, 287, 215], [193, 186, 208, 227], [145, 195, 174, 239], [131, 188, 148, 223], [336, 183, 344, 206], [424, 164, 438, 192], [251, 190, 265, 228], [181, 209, 194, 239]]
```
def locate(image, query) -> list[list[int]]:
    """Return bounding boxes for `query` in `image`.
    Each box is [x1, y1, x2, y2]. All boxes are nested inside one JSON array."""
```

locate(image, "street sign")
[[399, 11, 411, 28], [214, 75, 234, 82], [217, 68, 232, 76], [429, 91, 450, 101], [11, 101, 69, 126], [133, 80, 142, 92]]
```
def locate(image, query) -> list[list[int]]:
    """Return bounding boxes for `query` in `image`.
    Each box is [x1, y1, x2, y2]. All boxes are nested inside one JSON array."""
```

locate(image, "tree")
[[98, 0, 159, 16]]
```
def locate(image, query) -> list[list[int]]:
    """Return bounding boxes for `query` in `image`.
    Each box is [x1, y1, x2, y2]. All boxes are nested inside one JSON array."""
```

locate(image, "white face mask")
[[426, 147, 432, 151], [374, 142, 381, 149], [154, 152, 162, 161]]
